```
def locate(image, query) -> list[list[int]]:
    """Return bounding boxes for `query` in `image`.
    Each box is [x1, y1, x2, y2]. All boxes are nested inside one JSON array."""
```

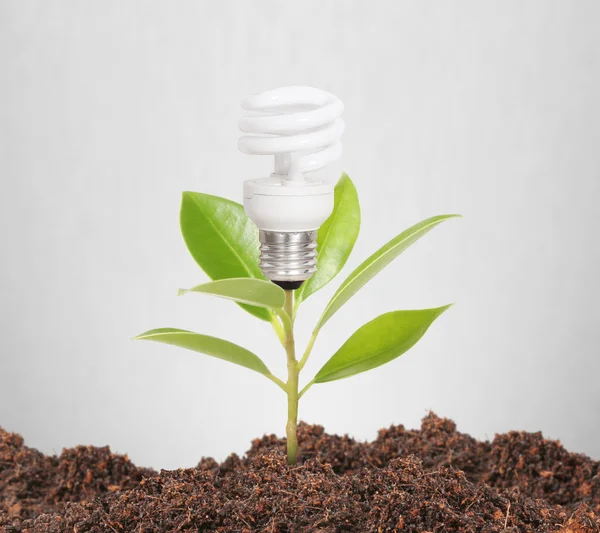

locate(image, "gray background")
[[1, 1, 599, 470]]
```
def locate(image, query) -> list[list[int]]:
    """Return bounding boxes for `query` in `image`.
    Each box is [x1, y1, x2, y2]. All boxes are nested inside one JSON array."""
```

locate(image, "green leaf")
[[134, 328, 271, 376], [296, 173, 360, 305], [178, 278, 285, 309], [180, 192, 271, 321], [314, 306, 452, 383], [316, 214, 460, 329]]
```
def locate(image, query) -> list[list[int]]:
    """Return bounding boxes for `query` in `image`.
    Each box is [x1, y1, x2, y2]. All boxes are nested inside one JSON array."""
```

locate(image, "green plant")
[[134, 174, 459, 465]]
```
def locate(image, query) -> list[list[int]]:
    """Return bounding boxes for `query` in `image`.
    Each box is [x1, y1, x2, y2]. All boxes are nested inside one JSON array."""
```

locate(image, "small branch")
[[271, 315, 286, 346], [275, 309, 293, 337], [266, 373, 287, 392], [298, 378, 315, 399], [504, 501, 511, 529], [297, 328, 319, 371]]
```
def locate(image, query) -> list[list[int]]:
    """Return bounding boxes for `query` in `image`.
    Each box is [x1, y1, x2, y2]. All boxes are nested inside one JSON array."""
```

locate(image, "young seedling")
[[134, 174, 459, 465]]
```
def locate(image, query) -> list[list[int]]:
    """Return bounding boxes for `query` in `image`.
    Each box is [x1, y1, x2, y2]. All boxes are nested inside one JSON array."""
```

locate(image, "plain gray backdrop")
[[1, 1, 599, 470]]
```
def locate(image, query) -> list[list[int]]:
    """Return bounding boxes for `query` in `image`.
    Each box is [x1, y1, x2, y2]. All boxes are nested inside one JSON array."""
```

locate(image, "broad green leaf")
[[316, 214, 460, 328], [314, 306, 452, 383], [178, 278, 285, 309], [180, 192, 271, 321], [134, 328, 271, 376], [296, 173, 360, 305]]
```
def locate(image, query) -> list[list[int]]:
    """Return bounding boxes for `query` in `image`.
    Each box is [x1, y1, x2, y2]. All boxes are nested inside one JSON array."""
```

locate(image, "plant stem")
[[283, 289, 299, 465], [284, 289, 295, 325]]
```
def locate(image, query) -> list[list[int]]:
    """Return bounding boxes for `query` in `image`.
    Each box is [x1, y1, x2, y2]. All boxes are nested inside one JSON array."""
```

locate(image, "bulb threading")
[[259, 230, 318, 286]]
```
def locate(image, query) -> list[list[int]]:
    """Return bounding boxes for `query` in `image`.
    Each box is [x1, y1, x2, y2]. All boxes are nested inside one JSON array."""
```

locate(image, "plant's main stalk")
[[283, 290, 299, 465]]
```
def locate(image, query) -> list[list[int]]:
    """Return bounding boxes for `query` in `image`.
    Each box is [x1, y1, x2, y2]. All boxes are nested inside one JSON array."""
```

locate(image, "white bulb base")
[[244, 176, 334, 287], [243, 176, 334, 232], [258, 230, 318, 288]]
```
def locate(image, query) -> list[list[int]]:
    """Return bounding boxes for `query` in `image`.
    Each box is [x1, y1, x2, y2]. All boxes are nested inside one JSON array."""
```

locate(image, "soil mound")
[[243, 414, 599, 513], [0, 427, 152, 523], [1, 413, 598, 532]]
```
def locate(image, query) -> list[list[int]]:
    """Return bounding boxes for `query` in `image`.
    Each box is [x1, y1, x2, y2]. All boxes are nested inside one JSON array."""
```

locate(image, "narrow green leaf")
[[296, 173, 361, 305], [314, 306, 452, 383], [316, 214, 460, 328], [134, 328, 271, 376], [178, 278, 285, 309], [180, 192, 271, 321]]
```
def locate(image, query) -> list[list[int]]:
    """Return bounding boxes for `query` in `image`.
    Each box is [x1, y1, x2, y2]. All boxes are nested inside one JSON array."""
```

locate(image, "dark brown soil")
[[1, 413, 599, 532]]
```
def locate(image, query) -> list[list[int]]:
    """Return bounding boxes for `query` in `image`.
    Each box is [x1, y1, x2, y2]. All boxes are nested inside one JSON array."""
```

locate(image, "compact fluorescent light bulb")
[[239, 86, 345, 289]]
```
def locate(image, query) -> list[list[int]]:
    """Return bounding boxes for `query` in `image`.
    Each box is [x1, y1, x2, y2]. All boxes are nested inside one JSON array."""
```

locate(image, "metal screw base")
[[259, 230, 318, 287]]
